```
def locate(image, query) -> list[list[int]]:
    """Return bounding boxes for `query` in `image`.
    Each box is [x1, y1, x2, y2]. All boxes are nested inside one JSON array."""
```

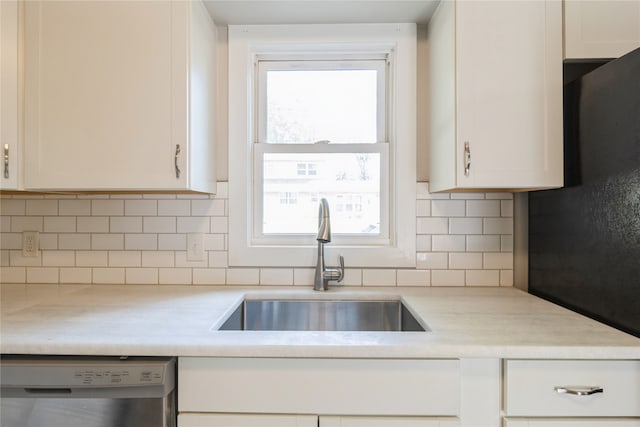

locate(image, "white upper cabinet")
[[1, 0, 21, 191], [23, 0, 216, 193], [428, 0, 563, 192], [564, 0, 640, 59]]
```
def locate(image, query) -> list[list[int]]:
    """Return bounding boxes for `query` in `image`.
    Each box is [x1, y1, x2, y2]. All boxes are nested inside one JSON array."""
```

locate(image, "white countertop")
[[1, 284, 639, 359]]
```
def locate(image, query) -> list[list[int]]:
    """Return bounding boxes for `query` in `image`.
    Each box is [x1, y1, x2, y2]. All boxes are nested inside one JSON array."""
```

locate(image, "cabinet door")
[[1, 0, 20, 190], [23, 0, 188, 191], [178, 414, 317, 427], [321, 416, 460, 427], [504, 419, 640, 427], [564, 0, 640, 59], [455, 0, 563, 189]]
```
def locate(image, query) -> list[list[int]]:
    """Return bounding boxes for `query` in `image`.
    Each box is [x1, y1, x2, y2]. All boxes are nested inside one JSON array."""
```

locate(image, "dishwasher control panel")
[[0, 357, 173, 388]]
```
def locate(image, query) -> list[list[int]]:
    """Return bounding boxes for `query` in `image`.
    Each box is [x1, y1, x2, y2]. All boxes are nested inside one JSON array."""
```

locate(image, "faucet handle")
[[337, 255, 344, 283]]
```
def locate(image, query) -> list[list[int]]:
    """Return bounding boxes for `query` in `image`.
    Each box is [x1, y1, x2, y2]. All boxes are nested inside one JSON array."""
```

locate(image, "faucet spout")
[[314, 198, 344, 291], [317, 198, 331, 243]]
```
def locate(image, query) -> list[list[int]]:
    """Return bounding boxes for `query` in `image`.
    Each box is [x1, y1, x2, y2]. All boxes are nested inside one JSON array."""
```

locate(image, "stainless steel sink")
[[218, 299, 428, 332]]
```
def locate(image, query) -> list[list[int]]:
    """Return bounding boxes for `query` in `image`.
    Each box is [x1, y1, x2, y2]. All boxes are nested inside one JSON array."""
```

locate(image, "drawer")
[[504, 360, 640, 417], [504, 419, 640, 427], [179, 357, 460, 416]]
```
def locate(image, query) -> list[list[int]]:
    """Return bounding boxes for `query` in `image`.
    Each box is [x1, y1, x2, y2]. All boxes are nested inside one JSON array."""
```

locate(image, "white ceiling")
[[202, 1, 440, 25]]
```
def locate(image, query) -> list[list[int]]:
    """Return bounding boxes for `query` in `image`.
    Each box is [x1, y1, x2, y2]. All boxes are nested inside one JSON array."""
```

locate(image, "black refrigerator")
[[529, 47, 640, 338]]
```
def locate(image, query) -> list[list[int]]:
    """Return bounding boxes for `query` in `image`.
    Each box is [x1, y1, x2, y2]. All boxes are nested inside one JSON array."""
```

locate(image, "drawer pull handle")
[[554, 386, 603, 396]]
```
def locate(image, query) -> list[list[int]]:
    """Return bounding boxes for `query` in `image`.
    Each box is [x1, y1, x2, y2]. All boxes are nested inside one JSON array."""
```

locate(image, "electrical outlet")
[[187, 233, 205, 261], [22, 231, 40, 257]]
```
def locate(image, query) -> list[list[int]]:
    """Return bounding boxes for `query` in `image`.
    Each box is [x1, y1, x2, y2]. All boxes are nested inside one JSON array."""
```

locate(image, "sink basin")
[[218, 299, 428, 332]]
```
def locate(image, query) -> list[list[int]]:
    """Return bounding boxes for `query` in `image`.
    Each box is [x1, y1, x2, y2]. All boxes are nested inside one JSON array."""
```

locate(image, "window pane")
[[263, 153, 380, 234], [265, 69, 378, 144]]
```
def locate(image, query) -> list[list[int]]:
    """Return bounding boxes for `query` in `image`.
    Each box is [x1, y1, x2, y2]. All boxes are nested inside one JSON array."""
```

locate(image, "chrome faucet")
[[314, 198, 344, 291]]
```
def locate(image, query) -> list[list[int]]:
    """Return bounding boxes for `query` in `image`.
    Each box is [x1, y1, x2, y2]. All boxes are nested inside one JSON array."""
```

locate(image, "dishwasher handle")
[[2, 384, 172, 399]]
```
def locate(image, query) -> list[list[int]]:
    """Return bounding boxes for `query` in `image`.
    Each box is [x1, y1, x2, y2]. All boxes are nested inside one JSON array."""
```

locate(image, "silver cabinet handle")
[[3, 144, 9, 179], [554, 386, 604, 396], [464, 141, 471, 177], [174, 144, 181, 179]]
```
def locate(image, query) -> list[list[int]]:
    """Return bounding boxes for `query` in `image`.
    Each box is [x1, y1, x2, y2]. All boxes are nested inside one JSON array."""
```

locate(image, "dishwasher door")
[[0, 356, 176, 427]]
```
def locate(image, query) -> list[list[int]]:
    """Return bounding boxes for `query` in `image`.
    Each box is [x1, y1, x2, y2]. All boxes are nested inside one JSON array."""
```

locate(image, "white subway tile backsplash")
[[208, 251, 228, 268], [1, 233, 22, 250], [210, 217, 228, 233], [59, 233, 91, 250], [26, 200, 58, 216], [44, 217, 77, 233], [260, 268, 293, 285], [193, 268, 225, 285], [449, 252, 482, 270], [125, 268, 158, 285], [42, 251, 75, 267], [143, 217, 176, 233], [484, 252, 513, 269], [362, 269, 396, 286], [500, 270, 514, 287], [158, 234, 186, 250], [466, 235, 501, 252], [1, 199, 25, 215], [158, 200, 190, 216], [159, 268, 192, 285], [416, 252, 448, 269], [142, 251, 174, 268], [10, 250, 42, 267], [341, 268, 362, 286], [177, 217, 209, 233], [0, 183, 514, 287], [203, 234, 225, 251], [108, 251, 142, 267], [125, 234, 158, 250], [110, 216, 143, 233], [397, 269, 430, 286], [192, 199, 225, 216], [432, 235, 466, 252], [92, 200, 124, 216], [431, 200, 466, 217], [417, 217, 448, 234], [93, 268, 125, 284], [293, 268, 315, 286], [227, 268, 260, 285], [39, 234, 58, 250], [27, 267, 59, 283], [59, 200, 91, 216], [483, 218, 513, 234], [91, 234, 124, 250], [125, 200, 157, 216], [466, 200, 501, 217], [1, 266, 25, 283], [76, 251, 108, 267], [77, 217, 109, 233], [11, 217, 43, 232], [449, 217, 482, 235], [466, 270, 500, 286], [60, 267, 92, 284], [431, 270, 465, 286]]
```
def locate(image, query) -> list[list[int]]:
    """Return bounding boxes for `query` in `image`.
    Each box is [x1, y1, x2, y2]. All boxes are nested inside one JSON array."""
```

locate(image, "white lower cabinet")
[[504, 420, 640, 427], [178, 358, 462, 427], [503, 360, 640, 427], [178, 414, 460, 427]]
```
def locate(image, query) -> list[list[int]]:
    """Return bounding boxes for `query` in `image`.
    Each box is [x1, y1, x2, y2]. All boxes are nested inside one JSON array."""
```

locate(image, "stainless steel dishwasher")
[[0, 356, 176, 427]]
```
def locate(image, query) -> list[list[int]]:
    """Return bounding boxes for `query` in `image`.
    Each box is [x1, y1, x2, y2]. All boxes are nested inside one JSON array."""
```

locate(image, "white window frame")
[[229, 24, 416, 268]]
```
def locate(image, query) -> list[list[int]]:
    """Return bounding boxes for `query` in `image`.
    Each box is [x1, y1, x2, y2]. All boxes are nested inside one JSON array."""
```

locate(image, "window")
[[229, 24, 416, 267]]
